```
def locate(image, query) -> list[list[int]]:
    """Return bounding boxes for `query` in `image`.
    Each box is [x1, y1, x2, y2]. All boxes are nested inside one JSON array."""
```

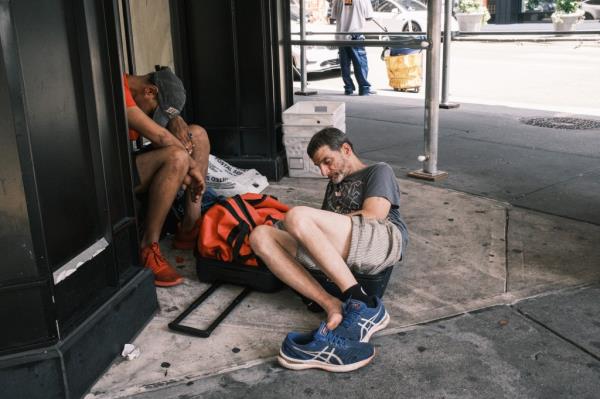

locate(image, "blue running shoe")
[[335, 297, 390, 342], [278, 322, 375, 372]]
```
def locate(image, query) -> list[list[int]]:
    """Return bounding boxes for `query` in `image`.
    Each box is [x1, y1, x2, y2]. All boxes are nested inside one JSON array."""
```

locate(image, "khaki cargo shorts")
[[294, 215, 403, 275]]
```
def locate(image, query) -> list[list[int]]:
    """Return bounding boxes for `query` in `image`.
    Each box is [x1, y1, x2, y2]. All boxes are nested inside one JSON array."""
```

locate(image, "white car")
[[290, 0, 460, 78], [290, 21, 340, 78], [582, 0, 600, 19], [367, 0, 459, 34]]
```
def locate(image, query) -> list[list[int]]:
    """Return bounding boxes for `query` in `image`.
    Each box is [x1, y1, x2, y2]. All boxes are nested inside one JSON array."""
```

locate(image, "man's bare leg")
[[250, 226, 344, 329], [134, 146, 190, 247], [180, 124, 210, 231], [284, 206, 357, 292]]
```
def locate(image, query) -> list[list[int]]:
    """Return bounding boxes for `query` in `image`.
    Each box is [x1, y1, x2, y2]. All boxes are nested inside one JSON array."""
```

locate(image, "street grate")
[[521, 117, 600, 130]]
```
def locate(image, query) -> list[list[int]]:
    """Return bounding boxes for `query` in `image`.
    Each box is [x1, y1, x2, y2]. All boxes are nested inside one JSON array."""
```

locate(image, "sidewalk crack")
[[504, 208, 510, 294], [514, 166, 600, 201], [512, 306, 600, 363]]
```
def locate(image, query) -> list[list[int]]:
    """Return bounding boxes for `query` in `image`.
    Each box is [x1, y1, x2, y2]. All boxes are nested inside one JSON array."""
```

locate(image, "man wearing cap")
[[123, 67, 210, 287]]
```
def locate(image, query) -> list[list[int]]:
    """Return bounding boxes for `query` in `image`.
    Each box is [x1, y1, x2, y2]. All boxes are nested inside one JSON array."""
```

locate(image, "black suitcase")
[[195, 256, 283, 292], [301, 266, 395, 312]]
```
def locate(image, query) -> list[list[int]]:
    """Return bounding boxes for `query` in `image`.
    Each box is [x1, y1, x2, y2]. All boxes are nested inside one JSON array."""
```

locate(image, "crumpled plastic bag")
[[206, 155, 268, 197], [121, 344, 140, 361]]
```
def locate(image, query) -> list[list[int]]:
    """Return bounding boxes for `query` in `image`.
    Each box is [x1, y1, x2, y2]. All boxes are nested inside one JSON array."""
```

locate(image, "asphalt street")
[[299, 25, 600, 117]]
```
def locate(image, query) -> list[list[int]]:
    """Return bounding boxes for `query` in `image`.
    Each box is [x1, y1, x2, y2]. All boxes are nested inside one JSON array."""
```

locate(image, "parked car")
[[367, 0, 459, 34], [525, 0, 555, 12], [290, 19, 340, 79], [582, 0, 600, 19], [290, 0, 460, 79]]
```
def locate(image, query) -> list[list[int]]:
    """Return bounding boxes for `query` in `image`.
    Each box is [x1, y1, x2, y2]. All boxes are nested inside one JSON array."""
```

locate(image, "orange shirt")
[[123, 74, 140, 141]]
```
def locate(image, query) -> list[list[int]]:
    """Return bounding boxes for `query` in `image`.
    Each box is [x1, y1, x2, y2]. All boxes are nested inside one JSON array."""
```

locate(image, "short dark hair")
[[307, 127, 353, 158]]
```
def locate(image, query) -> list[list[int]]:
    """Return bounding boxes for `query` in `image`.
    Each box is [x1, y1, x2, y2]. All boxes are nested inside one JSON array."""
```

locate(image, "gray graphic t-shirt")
[[321, 162, 408, 246]]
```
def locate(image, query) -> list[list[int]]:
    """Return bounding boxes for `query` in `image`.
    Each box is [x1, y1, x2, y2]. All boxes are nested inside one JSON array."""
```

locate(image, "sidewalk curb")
[[455, 36, 600, 43]]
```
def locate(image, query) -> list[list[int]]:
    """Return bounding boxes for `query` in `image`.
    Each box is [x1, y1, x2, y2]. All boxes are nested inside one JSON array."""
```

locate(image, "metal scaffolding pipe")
[[289, 38, 429, 47], [299, 0, 307, 91], [409, 0, 448, 181], [295, 0, 316, 96], [440, 0, 459, 109]]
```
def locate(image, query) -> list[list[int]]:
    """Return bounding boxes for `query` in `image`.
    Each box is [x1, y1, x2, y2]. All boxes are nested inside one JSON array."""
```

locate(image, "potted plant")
[[523, 0, 544, 21], [455, 0, 491, 32], [552, 0, 585, 31]]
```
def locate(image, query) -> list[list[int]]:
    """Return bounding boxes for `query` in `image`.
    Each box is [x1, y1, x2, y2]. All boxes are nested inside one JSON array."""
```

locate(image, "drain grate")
[[521, 117, 600, 130]]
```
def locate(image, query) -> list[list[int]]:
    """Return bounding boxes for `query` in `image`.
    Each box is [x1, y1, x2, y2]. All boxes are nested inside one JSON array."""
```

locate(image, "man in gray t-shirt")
[[322, 162, 409, 252], [331, 0, 374, 95], [250, 127, 407, 372]]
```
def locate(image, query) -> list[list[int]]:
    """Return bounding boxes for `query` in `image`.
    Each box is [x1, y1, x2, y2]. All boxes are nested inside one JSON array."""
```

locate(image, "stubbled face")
[[133, 85, 159, 117], [311, 144, 352, 184]]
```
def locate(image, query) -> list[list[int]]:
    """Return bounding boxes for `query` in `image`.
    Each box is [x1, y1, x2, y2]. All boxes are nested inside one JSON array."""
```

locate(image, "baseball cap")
[[149, 66, 186, 127]]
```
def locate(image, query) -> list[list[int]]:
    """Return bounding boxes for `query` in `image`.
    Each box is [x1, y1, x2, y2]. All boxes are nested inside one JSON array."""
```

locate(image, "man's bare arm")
[[167, 115, 193, 149], [127, 106, 186, 149], [348, 196, 391, 220]]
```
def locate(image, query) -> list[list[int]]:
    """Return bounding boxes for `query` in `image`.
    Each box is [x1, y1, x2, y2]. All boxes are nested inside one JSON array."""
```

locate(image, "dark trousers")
[[339, 35, 371, 95]]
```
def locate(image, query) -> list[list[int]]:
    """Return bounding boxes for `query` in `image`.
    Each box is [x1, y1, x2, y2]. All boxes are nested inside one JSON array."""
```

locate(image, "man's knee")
[[165, 146, 190, 174], [284, 206, 313, 238], [189, 124, 210, 149], [249, 225, 273, 255]]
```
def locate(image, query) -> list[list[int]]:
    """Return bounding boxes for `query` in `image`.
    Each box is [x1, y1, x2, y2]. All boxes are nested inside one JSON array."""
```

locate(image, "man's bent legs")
[[134, 146, 190, 247], [284, 206, 357, 291], [250, 226, 344, 329]]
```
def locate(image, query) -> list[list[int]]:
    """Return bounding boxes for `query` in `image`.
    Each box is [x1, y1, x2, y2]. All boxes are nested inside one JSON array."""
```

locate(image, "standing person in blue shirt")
[[331, 0, 376, 96], [250, 128, 408, 372]]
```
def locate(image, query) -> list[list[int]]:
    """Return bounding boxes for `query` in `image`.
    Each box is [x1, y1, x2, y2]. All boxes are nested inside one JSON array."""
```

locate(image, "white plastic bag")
[[121, 344, 140, 360], [206, 155, 268, 197]]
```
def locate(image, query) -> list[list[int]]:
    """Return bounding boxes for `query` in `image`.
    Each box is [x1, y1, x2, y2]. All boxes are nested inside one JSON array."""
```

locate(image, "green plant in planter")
[[525, 0, 541, 11], [551, 0, 584, 27], [457, 0, 491, 23], [555, 0, 581, 13]]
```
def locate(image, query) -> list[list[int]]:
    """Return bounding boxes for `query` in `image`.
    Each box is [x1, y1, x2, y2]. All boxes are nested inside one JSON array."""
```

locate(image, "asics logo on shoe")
[[291, 345, 344, 365], [357, 307, 384, 341], [320, 324, 329, 336]]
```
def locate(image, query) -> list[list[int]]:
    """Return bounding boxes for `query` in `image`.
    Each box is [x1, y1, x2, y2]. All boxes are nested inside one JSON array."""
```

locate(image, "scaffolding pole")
[[409, 0, 449, 181], [440, 0, 459, 109], [295, 0, 316, 96]]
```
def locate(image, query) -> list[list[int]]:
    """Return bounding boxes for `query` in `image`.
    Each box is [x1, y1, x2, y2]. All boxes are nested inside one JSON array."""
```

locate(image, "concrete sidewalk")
[[127, 286, 600, 399], [89, 95, 600, 398]]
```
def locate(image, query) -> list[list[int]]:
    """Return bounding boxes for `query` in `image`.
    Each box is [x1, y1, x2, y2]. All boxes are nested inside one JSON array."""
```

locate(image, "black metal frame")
[[0, 0, 142, 347], [168, 0, 292, 180], [121, 0, 137, 74], [168, 283, 251, 338], [0, 0, 156, 397], [0, 0, 60, 349]]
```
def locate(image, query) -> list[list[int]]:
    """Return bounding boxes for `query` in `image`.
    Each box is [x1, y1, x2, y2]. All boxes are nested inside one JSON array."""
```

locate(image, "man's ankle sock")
[[343, 284, 376, 308]]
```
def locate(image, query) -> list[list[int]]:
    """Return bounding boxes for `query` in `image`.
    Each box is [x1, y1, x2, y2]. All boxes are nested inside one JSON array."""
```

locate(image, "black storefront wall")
[[171, 0, 294, 181], [490, 0, 523, 24], [0, 1, 157, 398]]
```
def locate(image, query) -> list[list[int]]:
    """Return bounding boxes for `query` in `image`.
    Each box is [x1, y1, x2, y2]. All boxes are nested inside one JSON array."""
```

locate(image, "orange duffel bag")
[[198, 193, 289, 266]]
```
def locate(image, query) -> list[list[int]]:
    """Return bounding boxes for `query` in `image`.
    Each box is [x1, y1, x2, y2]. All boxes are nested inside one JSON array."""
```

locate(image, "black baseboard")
[[0, 268, 157, 399], [519, 11, 552, 22], [222, 152, 288, 181]]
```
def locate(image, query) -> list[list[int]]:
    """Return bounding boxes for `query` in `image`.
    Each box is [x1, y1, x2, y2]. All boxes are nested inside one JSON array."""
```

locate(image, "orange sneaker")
[[172, 223, 199, 250], [140, 243, 184, 287]]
